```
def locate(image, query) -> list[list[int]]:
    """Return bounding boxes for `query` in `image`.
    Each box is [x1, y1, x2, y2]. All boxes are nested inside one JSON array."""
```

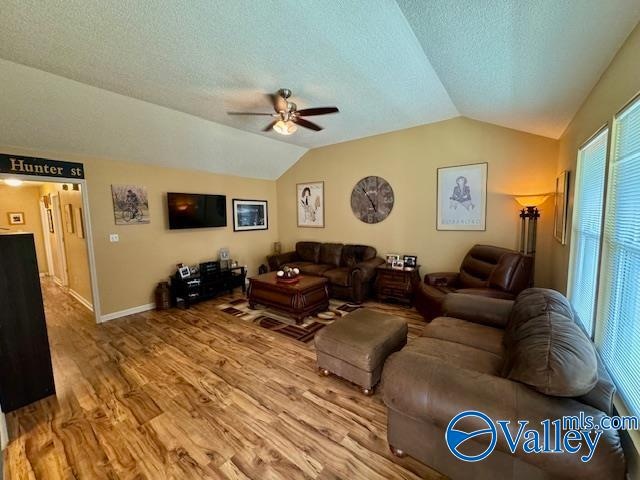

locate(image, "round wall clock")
[[350, 176, 395, 224]]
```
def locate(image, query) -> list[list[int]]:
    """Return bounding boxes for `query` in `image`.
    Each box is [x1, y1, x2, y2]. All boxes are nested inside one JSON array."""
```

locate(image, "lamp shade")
[[514, 195, 549, 208]]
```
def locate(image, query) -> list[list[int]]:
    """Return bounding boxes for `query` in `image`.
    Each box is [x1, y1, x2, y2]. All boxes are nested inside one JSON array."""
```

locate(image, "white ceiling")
[[397, 0, 640, 138], [0, 1, 639, 177]]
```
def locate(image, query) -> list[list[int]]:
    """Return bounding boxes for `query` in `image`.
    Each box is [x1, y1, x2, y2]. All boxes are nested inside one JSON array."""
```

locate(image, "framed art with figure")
[[297, 181, 324, 228], [437, 162, 487, 231]]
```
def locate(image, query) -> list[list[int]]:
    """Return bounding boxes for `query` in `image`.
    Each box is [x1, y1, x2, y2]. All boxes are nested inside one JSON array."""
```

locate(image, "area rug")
[[216, 298, 363, 342]]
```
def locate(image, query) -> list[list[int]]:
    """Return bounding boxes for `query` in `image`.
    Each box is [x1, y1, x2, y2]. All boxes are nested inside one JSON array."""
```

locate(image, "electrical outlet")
[[109, 234, 119, 243]]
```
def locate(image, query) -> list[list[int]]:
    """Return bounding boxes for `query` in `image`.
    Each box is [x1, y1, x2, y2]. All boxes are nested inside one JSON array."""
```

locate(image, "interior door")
[[50, 195, 69, 286]]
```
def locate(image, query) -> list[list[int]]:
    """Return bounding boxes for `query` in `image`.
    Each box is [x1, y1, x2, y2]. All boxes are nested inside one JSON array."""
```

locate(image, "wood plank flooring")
[[3, 280, 445, 479]]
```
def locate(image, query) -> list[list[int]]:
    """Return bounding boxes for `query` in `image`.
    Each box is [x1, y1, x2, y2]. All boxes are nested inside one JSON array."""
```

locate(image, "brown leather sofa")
[[267, 241, 384, 303], [382, 288, 625, 480], [414, 244, 533, 321]]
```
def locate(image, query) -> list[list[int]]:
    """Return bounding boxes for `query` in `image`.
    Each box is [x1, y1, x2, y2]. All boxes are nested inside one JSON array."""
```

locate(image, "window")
[[567, 128, 608, 336], [596, 95, 640, 417]]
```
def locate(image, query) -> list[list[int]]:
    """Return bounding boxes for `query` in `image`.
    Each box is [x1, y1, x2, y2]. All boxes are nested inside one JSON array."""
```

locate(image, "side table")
[[374, 265, 421, 305]]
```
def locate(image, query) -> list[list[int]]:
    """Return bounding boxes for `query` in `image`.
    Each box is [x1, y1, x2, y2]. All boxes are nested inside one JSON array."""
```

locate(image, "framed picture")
[[7, 212, 25, 225], [74, 207, 85, 239], [554, 171, 570, 245], [297, 181, 324, 228], [46, 209, 54, 233], [232, 199, 268, 231], [178, 266, 191, 279], [111, 185, 150, 225], [403, 255, 417, 268], [437, 162, 488, 231], [64, 204, 74, 233], [392, 259, 404, 270], [385, 253, 400, 265]]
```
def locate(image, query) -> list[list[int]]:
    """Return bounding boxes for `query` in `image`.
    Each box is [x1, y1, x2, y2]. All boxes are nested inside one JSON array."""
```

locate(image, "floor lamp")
[[514, 195, 549, 283]]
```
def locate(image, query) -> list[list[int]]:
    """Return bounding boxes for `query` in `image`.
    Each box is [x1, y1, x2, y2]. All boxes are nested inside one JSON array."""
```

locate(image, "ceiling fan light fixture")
[[273, 119, 297, 135]]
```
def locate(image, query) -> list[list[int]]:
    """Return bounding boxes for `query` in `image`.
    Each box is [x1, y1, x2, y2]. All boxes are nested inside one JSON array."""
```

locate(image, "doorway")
[[0, 174, 101, 322]]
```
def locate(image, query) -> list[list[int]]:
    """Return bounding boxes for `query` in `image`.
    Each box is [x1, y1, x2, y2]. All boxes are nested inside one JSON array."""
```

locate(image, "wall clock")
[[350, 176, 395, 224]]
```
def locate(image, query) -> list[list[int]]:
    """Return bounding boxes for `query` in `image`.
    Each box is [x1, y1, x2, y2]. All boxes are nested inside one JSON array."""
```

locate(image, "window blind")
[[596, 95, 640, 417], [567, 129, 608, 336]]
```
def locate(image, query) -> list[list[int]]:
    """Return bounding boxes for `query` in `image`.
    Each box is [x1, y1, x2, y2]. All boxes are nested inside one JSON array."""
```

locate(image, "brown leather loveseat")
[[267, 241, 384, 303], [382, 288, 625, 479], [415, 244, 533, 320]]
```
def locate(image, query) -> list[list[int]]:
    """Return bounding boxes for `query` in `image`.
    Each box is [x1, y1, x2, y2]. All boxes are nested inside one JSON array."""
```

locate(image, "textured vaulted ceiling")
[[0, 1, 639, 178]]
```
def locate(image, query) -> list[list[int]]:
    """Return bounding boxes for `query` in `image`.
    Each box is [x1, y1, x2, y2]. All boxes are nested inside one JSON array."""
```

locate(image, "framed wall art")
[[297, 181, 324, 228], [554, 170, 570, 245], [437, 162, 487, 231], [64, 204, 74, 234], [111, 185, 150, 225], [7, 212, 25, 225], [232, 199, 268, 231]]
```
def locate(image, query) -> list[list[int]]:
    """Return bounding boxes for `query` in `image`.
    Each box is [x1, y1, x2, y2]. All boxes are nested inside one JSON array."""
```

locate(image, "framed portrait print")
[[297, 181, 324, 228], [554, 171, 570, 244], [7, 212, 25, 225], [64, 204, 74, 233], [233, 199, 268, 231], [437, 162, 487, 231]]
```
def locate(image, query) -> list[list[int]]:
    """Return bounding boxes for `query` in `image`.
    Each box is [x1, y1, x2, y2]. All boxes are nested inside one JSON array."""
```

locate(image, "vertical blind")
[[596, 95, 640, 417], [568, 129, 608, 336]]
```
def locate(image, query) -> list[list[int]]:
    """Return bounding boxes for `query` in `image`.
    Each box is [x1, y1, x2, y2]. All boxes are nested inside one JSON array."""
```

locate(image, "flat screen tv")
[[167, 192, 227, 229]]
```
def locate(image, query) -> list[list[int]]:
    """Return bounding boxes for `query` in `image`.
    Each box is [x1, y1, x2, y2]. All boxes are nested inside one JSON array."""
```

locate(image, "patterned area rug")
[[216, 298, 363, 342]]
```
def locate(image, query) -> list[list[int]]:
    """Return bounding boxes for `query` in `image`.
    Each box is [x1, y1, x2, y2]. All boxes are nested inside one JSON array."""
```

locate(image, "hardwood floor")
[[3, 280, 444, 479]]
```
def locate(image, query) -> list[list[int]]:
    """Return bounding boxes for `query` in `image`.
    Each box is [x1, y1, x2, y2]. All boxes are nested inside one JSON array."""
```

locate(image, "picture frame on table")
[[385, 253, 400, 265], [178, 266, 191, 279], [403, 255, 417, 268], [232, 199, 268, 231]]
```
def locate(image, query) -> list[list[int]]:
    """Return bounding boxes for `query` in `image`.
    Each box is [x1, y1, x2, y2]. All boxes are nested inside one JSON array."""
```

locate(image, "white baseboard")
[[100, 303, 155, 323], [68, 289, 93, 312]]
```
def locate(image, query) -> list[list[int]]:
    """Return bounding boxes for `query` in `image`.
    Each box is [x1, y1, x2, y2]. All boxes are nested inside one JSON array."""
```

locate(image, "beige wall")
[[550, 23, 640, 293], [0, 184, 48, 273], [40, 183, 93, 305], [276, 117, 558, 286], [0, 146, 279, 316]]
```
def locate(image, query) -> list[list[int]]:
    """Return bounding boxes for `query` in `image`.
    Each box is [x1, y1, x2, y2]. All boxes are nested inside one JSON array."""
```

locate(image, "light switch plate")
[[109, 234, 119, 242]]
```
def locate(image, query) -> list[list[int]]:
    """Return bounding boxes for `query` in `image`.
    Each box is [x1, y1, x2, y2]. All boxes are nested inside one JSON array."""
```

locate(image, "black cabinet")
[[0, 233, 55, 412], [171, 261, 246, 308]]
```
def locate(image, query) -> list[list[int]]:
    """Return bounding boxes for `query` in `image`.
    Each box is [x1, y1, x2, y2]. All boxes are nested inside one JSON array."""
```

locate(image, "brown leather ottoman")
[[314, 309, 408, 395]]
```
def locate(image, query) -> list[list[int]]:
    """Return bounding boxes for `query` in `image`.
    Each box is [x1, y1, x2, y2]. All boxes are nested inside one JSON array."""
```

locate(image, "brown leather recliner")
[[267, 241, 384, 303], [414, 244, 533, 321], [382, 289, 626, 480]]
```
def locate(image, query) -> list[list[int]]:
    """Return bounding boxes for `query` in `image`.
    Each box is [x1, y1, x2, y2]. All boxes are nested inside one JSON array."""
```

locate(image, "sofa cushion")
[[403, 337, 503, 376], [284, 261, 313, 271], [503, 288, 598, 397], [341, 245, 377, 267], [423, 317, 505, 356], [299, 263, 334, 276], [314, 309, 407, 371], [319, 243, 343, 267], [456, 288, 515, 300], [323, 267, 352, 287], [296, 242, 321, 263]]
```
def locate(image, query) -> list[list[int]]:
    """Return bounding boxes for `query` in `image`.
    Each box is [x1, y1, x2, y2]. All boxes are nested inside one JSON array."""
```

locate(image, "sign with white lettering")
[[0, 154, 84, 179]]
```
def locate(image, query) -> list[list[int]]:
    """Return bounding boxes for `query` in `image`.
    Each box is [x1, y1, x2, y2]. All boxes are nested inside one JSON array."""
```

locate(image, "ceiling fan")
[[227, 88, 339, 135]]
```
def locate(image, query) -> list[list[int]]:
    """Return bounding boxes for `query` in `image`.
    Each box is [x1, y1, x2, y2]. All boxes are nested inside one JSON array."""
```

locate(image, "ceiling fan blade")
[[293, 117, 323, 131], [267, 93, 288, 113], [296, 107, 339, 116], [227, 112, 275, 116], [262, 119, 278, 132]]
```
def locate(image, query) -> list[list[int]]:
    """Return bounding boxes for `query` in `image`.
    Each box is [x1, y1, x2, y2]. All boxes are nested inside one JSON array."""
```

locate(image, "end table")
[[374, 264, 421, 305]]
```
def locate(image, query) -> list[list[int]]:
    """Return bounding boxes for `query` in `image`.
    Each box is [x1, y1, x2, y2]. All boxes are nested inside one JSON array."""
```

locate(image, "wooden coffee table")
[[247, 272, 329, 324]]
